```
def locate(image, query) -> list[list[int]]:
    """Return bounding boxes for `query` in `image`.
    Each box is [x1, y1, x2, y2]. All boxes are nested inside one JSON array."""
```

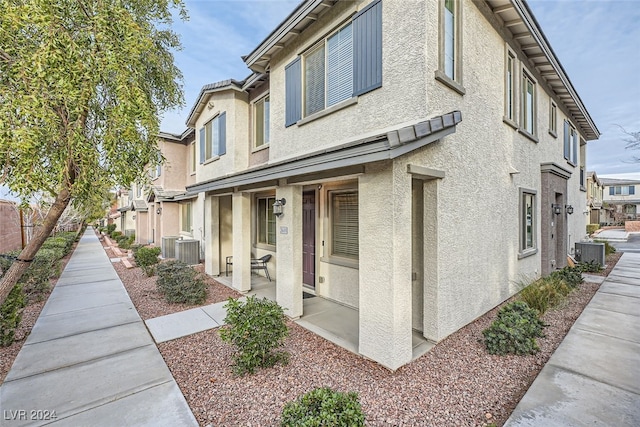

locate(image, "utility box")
[[175, 239, 200, 265], [161, 236, 179, 259], [575, 242, 605, 266]]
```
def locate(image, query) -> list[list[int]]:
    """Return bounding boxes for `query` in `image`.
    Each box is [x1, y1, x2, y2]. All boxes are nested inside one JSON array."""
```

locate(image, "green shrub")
[[586, 224, 599, 235], [41, 236, 72, 255], [115, 234, 134, 249], [577, 260, 603, 273], [594, 240, 617, 256], [133, 246, 161, 276], [280, 387, 365, 427], [111, 231, 123, 239], [220, 296, 289, 376], [156, 260, 207, 304], [549, 266, 583, 288], [483, 301, 546, 355], [0, 284, 27, 347], [519, 277, 571, 315], [18, 248, 64, 299], [106, 224, 116, 236]]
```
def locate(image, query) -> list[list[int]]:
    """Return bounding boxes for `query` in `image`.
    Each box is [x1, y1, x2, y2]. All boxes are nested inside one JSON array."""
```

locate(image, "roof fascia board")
[[185, 84, 245, 128], [512, 0, 599, 139], [244, 0, 328, 69]]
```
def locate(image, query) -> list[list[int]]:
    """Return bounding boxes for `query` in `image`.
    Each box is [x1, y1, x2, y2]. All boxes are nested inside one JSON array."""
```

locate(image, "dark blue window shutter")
[[630, 186, 636, 195], [218, 112, 226, 156], [285, 58, 302, 127], [609, 187, 615, 196], [353, 0, 382, 97], [563, 121, 569, 160], [199, 127, 205, 164]]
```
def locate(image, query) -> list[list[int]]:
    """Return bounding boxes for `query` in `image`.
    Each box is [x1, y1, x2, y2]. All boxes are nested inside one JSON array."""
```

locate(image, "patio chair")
[[251, 254, 272, 281]]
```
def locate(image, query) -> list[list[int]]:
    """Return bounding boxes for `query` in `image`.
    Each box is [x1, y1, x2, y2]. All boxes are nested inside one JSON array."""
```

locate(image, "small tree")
[[219, 296, 289, 376]]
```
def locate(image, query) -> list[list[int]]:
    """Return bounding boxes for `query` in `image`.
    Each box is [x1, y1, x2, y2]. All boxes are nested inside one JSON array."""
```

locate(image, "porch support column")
[[205, 195, 220, 276], [275, 185, 303, 319], [359, 162, 413, 370], [232, 192, 251, 293]]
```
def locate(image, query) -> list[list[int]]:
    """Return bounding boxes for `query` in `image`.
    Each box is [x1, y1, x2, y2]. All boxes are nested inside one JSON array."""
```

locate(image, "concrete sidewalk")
[[504, 252, 640, 426], [0, 228, 197, 426]]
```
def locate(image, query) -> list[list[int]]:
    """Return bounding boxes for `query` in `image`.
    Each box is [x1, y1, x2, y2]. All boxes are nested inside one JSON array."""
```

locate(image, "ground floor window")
[[520, 189, 536, 254], [330, 190, 358, 259], [181, 202, 192, 233], [257, 196, 276, 246]]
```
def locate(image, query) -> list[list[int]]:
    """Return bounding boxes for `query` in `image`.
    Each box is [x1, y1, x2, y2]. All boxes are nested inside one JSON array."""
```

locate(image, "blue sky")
[[160, 0, 640, 180]]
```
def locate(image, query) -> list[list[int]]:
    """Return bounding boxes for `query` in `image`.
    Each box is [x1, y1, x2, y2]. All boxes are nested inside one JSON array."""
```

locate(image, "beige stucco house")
[[586, 171, 605, 225], [177, 0, 599, 370], [602, 178, 640, 224]]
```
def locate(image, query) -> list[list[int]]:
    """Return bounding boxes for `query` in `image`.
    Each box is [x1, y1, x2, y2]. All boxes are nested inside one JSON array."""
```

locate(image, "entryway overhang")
[[186, 111, 462, 195]]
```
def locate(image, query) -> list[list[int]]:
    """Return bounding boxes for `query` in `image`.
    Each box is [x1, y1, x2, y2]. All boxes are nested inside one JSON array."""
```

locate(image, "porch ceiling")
[[186, 111, 462, 195]]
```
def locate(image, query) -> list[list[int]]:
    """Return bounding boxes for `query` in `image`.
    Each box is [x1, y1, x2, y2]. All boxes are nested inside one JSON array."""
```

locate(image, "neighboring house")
[[171, 0, 599, 370], [586, 171, 605, 225], [602, 178, 640, 224], [115, 189, 135, 235], [0, 200, 23, 253]]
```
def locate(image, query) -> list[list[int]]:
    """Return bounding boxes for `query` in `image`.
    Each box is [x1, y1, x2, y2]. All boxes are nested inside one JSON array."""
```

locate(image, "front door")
[[302, 191, 316, 287]]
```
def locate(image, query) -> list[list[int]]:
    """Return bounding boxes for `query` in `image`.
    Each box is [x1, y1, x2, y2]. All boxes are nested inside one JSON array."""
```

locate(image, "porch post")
[[205, 195, 220, 276], [232, 192, 251, 293], [358, 162, 413, 370], [275, 185, 303, 319]]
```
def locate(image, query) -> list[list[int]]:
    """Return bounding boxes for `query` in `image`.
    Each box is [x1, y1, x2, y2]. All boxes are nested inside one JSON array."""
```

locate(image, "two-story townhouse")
[[185, 0, 599, 370], [602, 178, 640, 224], [115, 189, 135, 234], [146, 129, 196, 251], [586, 171, 605, 225]]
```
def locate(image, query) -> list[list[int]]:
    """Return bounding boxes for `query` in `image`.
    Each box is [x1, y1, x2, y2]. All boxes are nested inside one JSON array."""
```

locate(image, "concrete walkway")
[[0, 228, 197, 426], [593, 228, 629, 242], [504, 252, 640, 426]]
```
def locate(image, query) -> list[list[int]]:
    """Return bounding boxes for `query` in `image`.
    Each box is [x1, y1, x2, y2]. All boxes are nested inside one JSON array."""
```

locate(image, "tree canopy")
[[0, 0, 186, 305]]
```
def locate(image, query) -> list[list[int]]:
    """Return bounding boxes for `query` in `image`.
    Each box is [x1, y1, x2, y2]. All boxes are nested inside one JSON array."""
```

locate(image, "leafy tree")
[[0, 0, 186, 306]]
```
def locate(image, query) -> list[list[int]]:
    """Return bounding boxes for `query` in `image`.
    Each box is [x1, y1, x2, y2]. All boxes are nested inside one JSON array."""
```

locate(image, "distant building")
[[0, 200, 22, 253], [602, 178, 640, 224], [586, 171, 605, 225]]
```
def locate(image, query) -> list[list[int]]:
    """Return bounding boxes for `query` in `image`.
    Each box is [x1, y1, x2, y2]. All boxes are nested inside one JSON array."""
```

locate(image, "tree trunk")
[[0, 187, 72, 306]]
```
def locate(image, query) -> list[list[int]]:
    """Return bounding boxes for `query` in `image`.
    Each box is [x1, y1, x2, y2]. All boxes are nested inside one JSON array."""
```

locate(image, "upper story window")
[[199, 112, 227, 163], [436, 0, 464, 94], [505, 49, 516, 122], [609, 185, 636, 196], [521, 71, 536, 136], [549, 102, 557, 137], [254, 95, 270, 148], [563, 120, 578, 165], [285, 0, 382, 127], [190, 142, 196, 173], [150, 152, 162, 179]]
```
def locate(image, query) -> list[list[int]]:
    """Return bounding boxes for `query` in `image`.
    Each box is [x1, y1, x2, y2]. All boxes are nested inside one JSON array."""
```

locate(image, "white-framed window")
[[521, 71, 536, 136], [190, 141, 196, 173], [304, 23, 354, 117], [254, 95, 270, 148], [150, 152, 162, 179], [563, 120, 578, 165], [285, 0, 382, 127], [256, 196, 276, 246], [549, 102, 557, 137], [610, 185, 636, 196], [330, 190, 358, 259], [519, 188, 536, 256], [181, 202, 192, 233], [505, 48, 516, 122], [436, 0, 464, 94], [199, 112, 226, 162]]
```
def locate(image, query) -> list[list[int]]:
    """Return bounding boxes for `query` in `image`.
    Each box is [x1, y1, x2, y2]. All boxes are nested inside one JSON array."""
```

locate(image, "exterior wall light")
[[156, 207, 162, 215], [273, 198, 286, 217], [552, 204, 562, 215], [565, 205, 574, 215]]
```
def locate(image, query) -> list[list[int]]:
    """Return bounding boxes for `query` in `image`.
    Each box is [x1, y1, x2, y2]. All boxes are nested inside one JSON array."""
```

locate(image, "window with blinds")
[[327, 23, 353, 107], [305, 44, 326, 116], [255, 95, 270, 148], [331, 191, 358, 259]]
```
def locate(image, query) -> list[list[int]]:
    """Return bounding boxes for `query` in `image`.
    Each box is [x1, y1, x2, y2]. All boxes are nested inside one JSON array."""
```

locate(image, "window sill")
[[434, 70, 466, 95], [518, 128, 539, 143], [503, 117, 518, 130], [203, 155, 220, 165], [580, 186, 587, 192], [297, 97, 358, 127], [518, 248, 538, 260], [179, 231, 193, 238], [254, 242, 276, 252], [320, 256, 358, 269], [565, 159, 577, 168], [251, 144, 269, 154], [549, 129, 557, 139]]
